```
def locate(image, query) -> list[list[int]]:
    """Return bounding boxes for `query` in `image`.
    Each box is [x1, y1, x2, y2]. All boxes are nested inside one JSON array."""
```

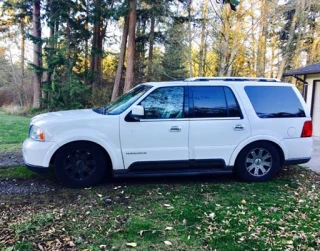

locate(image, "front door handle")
[[170, 126, 181, 132], [234, 124, 245, 131]]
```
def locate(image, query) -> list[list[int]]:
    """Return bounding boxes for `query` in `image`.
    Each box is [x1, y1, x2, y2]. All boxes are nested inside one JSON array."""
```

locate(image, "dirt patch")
[[0, 151, 24, 167], [0, 178, 55, 195]]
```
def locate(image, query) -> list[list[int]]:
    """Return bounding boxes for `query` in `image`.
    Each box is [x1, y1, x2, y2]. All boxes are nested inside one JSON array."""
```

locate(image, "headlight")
[[29, 125, 45, 141]]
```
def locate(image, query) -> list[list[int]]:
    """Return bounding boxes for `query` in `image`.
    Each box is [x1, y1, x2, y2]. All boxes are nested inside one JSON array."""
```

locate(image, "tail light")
[[301, 121, 312, 137]]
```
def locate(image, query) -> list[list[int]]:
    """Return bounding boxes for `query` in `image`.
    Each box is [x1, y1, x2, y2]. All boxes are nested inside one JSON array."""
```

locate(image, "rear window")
[[245, 86, 305, 118]]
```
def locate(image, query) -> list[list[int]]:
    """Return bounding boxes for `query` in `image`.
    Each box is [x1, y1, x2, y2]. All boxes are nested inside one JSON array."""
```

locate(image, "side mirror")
[[131, 105, 144, 119]]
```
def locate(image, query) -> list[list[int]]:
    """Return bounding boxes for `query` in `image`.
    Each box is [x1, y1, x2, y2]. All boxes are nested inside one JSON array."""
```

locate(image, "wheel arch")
[[49, 140, 113, 174], [229, 137, 287, 167]]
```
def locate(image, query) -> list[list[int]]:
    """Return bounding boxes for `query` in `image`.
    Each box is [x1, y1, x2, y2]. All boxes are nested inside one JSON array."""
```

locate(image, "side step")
[[113, 168, 233, 178]]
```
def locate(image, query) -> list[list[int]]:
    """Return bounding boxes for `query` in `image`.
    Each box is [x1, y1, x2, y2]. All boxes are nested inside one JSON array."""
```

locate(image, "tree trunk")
[[226, 43, 237, 76], [90, 0, 102, 88], [198, 0, 208, 77], [256, 0, 267, 77], [123, 0, 137, 93], [66, 15, 71, 73], [307, 29, 318, 65], [226, 19, 241, 77], [20, 22, 25, 86], [32, 0, 42, 109], [187, 3, 193, 78], [84, 0, 89, 84], [218, 7, 230, 77], [111, 16, 129, 101], [270, 35, 276, 78], [292, 0, 308, 70], [147, 15, 155, 81], [277, 0, 301, 79], [249, 0, 256, 76], [43, 0, 55, 104]]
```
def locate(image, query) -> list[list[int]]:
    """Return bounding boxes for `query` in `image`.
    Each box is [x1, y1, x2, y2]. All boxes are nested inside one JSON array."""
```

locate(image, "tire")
[[235, 142, 281, 182], [54, 142, 107, 188]]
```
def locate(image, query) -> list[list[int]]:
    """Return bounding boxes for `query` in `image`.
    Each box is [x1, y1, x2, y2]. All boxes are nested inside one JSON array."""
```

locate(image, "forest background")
[[0, 0, 319, 113]]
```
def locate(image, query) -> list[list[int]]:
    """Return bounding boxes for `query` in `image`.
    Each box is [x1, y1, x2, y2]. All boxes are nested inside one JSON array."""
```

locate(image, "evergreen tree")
[[162, 18, 188, 80]]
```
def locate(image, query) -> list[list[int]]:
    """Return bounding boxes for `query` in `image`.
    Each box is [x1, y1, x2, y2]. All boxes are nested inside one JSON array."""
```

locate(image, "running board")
[[113, 168, 233, 178]]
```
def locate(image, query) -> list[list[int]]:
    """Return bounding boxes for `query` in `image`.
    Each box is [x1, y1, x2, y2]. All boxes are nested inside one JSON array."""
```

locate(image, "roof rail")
[[184, 77, 281, 82], [170, 78, 185, 81]]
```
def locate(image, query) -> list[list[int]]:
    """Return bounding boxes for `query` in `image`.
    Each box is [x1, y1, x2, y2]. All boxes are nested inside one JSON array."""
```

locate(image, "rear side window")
[[191, 86, 242, 118], [245, 86, 306, 118]]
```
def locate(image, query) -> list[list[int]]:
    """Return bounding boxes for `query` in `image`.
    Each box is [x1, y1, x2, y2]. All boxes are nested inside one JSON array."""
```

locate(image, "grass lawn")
[[0, 165, 35, 179], [0, 166, 319, 250], [0, 111, 30, 151]]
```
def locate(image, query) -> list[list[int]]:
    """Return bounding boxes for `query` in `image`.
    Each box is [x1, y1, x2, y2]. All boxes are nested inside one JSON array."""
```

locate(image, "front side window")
[[102, 85, 152, 115], [245, 86, 306, 118], [139, 87, 184, 119], [191, 86, 241, 118]]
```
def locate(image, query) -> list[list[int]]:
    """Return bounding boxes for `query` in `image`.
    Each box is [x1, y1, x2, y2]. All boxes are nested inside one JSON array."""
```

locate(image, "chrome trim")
[[189, 117, 241, 121], [233, 124, 245, 130], [139, 117, 241, 122], [140, 118, 189, 122], [170, 126, 181, 132]]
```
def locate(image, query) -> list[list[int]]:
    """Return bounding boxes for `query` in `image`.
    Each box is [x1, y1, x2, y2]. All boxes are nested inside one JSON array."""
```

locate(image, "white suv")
[[23, 77, 313, 188]]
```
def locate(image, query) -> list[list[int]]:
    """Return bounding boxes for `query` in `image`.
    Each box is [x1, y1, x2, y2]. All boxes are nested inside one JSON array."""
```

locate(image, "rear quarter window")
[[245, 86, 306, 118]]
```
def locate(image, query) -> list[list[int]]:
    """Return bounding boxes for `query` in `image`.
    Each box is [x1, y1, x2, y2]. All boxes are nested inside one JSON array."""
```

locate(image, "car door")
[[120, 86, 189, 170], [188, 85, 251, 167]]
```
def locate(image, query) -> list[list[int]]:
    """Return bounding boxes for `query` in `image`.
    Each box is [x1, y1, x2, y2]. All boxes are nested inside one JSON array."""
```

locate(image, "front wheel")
[[54, 142, 107, 188], [235, 142, 281, 182]]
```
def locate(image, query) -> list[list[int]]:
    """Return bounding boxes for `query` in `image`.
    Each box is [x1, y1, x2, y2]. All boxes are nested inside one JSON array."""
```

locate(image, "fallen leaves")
[[126, 242, 137, 248], [0, 165, 319, 250], [164, 240, 172, 246], [163, 203, 174, 210]]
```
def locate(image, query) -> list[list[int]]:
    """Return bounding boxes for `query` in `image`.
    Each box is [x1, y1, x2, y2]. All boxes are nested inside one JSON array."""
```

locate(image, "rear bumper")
[[282, 137, 313, 160], [284, 158, 311, 166]]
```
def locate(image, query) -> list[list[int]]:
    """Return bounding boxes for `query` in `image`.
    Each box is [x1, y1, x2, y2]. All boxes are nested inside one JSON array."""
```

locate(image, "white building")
[[283, 62, 320, 137]]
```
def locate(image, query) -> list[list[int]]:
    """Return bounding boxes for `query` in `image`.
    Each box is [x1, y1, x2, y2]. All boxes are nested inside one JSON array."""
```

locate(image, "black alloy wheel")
[[54, 142, 107, 188]]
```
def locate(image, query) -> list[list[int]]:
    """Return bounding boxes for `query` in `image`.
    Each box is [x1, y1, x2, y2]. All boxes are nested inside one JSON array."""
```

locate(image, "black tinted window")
[[245, 86, 306, 118], [192, 86, 228, 117], [140, 87, 184, 119], [224, 87, 242, 117]]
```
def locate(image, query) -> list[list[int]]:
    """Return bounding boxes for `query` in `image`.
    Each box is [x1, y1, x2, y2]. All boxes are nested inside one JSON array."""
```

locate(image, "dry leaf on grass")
[[164, 240, 172, 246], [126, 242, 137, 248]]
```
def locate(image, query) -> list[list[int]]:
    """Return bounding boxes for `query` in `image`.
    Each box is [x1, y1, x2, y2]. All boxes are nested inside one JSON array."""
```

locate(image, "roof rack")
[[184, 77, 281, 82]]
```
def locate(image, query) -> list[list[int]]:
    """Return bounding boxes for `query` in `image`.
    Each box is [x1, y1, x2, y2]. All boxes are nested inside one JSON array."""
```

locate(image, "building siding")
[[306, 74, 320, 137]]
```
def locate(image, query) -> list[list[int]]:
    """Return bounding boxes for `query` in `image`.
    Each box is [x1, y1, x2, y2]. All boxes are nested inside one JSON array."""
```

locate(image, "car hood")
[[31, 109, 102, 127]]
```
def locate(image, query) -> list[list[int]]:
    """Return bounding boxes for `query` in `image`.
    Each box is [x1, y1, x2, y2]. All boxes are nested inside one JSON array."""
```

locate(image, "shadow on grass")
[[3, 165, 316, 196], [109, 172, 238, 187]]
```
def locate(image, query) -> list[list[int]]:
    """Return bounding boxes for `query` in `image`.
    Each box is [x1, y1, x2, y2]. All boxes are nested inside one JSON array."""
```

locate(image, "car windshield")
[[99, 85, 152, 115]]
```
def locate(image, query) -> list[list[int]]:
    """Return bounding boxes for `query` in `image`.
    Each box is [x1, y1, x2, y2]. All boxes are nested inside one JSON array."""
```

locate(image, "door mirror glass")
[[131, 105, 145, 119]]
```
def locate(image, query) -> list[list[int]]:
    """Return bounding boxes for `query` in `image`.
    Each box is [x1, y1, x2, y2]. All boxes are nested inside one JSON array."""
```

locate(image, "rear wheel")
[[54, 142, 107, 188], [236, 142, 280, 182]]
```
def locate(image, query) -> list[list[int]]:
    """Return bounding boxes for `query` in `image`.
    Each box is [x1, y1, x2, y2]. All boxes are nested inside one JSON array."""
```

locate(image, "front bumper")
[[23, 138, 58, 168], [25, 162, 49, 173]]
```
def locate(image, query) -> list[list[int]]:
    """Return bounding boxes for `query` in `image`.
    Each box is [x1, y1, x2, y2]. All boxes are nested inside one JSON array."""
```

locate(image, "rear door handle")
[[170, 126, 181, 132], [234, 124, 245, 131]]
